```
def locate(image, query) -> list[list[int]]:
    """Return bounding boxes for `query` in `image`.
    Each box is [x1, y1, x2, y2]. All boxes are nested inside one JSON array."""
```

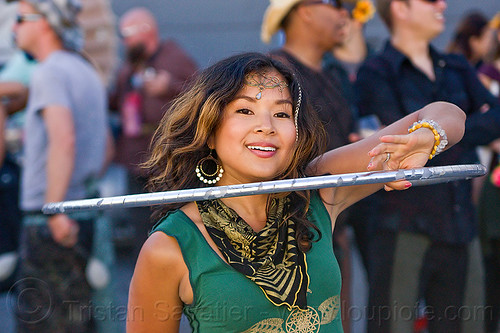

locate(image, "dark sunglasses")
[[302, 0, 344, 10], [16, 13, 42, 24]]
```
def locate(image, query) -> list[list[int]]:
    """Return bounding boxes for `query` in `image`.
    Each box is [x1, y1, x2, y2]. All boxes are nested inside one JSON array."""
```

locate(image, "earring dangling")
[[195, 150, 224, 185]]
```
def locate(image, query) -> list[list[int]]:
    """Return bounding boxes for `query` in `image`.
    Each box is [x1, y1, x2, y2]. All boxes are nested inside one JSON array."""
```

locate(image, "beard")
[[126, 43, 148, 68]]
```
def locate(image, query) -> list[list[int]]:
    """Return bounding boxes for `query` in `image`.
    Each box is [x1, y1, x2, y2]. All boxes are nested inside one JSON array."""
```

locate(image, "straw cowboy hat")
[[261, 0, 302, 44], [261, 0, 371, 43]]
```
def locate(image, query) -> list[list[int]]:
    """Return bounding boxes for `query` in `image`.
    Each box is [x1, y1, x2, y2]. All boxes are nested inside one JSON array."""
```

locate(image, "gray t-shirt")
[[21, 50, 107, 210]]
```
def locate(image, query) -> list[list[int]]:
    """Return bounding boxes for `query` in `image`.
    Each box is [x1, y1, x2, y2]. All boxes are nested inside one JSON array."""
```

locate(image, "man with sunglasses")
[[109, 7, 197, 256], [12, 0, 109, 331], [262, 0, 357, 152], [356, 0, 500, 332], [262, 1, 363, 331]]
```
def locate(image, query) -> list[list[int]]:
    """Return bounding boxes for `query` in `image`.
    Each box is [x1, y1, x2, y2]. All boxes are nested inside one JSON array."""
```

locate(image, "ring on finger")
[[384, 152, 390, 163]]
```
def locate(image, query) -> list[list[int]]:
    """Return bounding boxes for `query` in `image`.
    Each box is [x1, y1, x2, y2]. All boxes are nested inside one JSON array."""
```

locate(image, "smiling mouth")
[[434, 13, 444, 20], [247, 145, 277, 152]]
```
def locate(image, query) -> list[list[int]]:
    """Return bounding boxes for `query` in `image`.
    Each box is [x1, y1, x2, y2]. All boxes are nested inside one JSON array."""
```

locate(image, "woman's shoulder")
[[134, 232, 187, 293], [132, 231, 192, 311], [141, 231, 184, 265], [139, 204, 200, 267]]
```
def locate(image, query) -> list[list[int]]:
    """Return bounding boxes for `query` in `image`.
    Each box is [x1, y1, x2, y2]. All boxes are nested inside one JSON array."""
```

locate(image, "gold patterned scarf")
[[196, 197, 309, 310]]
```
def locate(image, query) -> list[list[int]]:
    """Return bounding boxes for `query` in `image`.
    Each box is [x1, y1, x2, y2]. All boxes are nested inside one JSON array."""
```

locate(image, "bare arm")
[[43, 105, 75, 203], [43, 105, 79, 247], [0, 82, 29, 115], [127, 232, 186, 332], [308, 102, 466, 226]]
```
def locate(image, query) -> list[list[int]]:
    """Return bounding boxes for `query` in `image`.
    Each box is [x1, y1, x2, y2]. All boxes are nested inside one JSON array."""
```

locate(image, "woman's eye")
[[275, 112, 291, 118], [236, 108, 253, 115]]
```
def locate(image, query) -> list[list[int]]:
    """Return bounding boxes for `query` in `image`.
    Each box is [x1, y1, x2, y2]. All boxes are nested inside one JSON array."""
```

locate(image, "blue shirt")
[[355, 41, 500, 244]]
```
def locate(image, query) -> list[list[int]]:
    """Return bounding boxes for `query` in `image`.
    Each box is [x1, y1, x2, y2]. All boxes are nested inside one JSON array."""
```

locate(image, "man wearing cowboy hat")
[[261, 2, 365, 332], [12, 0, 108, 331], [262, 0, 358, 152]]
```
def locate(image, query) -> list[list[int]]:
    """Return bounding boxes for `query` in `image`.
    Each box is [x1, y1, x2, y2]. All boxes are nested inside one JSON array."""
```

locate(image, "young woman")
[[447, 11, 493, 68], [127, 53, 465, 333]]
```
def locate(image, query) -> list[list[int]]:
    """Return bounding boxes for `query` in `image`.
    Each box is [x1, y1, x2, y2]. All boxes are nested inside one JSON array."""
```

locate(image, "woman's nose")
[[254, 113, 275, 135]]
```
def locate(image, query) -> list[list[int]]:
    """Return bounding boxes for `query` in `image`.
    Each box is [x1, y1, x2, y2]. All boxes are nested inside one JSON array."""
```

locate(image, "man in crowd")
[[110, 7, 197, 253], [262, 0, 357, 151], [261, 1, 362, 331], [356, 0, 500, 332], [13, 0, 108, 331]]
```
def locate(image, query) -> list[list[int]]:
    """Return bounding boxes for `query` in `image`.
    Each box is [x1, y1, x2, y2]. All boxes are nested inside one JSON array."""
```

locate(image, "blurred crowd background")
[[109, 0, 499, 69]]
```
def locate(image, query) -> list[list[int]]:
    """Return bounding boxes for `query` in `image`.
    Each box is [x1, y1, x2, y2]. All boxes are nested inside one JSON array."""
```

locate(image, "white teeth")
[[247, 145, 276, 152], [435, 13, 443, 19]]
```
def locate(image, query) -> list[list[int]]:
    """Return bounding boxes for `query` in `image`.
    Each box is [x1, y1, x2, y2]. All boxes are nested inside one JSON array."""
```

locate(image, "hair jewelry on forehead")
[[244, 72, 289, 100], [243, 72, 300, 141]]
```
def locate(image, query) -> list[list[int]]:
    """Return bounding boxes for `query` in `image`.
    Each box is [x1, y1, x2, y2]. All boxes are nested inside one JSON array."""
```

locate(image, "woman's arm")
[[127, 232, 188, 332], [308, 102, 466, 224]]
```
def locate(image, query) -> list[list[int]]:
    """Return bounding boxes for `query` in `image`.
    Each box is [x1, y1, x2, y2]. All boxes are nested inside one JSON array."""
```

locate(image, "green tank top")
[[152, 191, 343, 332]]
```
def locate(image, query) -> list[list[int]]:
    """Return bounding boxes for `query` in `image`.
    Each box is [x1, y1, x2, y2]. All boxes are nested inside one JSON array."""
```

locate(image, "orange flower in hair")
[[489, 12, 500, 30], [352, 0, 376, 24]]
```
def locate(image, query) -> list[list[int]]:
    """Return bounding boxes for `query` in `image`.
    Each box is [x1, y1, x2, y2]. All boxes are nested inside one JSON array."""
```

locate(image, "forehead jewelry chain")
[[244, 72, 289, 100]]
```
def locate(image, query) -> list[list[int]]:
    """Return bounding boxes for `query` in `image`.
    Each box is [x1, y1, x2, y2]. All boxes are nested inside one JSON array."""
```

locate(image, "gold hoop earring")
[[195, 150, 224, 184]]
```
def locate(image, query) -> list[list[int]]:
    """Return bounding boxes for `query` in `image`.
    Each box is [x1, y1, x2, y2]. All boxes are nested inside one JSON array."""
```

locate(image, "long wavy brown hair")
[[143, 52, 326, 251]]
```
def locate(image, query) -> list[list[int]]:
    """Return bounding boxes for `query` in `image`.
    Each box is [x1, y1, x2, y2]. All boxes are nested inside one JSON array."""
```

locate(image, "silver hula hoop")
[[42, 164, 486, 214]]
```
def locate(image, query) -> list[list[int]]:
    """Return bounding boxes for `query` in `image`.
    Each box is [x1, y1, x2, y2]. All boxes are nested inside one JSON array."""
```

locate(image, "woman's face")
[[210, 70, 296, 185], [470, 27, 495, 61]]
